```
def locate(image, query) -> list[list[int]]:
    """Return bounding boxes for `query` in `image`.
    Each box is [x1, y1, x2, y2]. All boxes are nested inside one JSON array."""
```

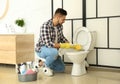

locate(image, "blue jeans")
[[36, 46, 65, 72]]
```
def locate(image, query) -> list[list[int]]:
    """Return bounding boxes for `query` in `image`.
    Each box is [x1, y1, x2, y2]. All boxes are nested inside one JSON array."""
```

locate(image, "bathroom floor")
[[0, 64, 120, 84]]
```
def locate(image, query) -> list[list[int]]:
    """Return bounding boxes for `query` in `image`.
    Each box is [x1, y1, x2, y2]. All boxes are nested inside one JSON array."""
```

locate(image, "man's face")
[[58, 15, 66, 25]]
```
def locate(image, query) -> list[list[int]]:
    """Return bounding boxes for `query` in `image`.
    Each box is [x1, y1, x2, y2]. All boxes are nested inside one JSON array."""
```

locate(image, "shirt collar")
[[49, 19, 62, 30]]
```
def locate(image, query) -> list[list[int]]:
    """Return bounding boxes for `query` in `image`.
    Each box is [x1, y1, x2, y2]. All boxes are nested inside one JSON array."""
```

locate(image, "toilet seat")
[[74, 27, 91, 51]]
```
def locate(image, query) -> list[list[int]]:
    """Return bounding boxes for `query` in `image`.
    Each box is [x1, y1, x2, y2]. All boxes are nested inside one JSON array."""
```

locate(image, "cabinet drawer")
[[0, 34, 34, 64], [0, 36, 16, 50]]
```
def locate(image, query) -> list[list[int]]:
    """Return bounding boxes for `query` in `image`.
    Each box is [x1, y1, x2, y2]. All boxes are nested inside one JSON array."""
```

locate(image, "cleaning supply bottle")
[[20, 63, 27, 75]]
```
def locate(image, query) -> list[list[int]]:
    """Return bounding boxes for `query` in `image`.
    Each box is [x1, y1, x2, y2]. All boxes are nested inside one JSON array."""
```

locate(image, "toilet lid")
[[74, 27, 91, 50]]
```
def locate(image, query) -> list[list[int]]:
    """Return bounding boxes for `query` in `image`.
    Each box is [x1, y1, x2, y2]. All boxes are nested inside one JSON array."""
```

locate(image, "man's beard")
[[58, 21, 62, 25]]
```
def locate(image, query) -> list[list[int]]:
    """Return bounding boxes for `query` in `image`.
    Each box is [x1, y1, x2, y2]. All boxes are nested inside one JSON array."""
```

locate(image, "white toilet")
[[61, 27, 96, 76]]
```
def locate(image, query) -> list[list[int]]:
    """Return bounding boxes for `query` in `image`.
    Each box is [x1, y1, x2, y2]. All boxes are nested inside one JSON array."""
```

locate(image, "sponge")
[[72, 44, 82, 50]]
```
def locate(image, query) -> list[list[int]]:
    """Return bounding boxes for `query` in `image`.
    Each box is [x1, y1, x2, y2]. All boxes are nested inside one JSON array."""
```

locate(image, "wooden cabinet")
[[0, 34, 34, 64]]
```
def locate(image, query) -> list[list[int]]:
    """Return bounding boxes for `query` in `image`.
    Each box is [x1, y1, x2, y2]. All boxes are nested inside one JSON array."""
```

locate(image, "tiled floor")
[[0, 64, 120, 84]]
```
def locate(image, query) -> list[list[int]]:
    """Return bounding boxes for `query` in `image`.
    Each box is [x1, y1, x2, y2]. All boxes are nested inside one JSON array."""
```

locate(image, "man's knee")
[[50, 48, 58, 60]]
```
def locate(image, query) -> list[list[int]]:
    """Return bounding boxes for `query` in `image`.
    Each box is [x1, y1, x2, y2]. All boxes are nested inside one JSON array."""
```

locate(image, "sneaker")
[[35, 58, 53, 76], [43, 67, 53, 76]]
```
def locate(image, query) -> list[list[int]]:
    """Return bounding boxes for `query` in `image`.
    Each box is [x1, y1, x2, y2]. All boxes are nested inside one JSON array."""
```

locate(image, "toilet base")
[[71, 61, 86, 76]]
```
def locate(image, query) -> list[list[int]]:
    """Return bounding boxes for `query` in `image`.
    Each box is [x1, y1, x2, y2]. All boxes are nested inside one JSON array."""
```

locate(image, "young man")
[[35, 8, 69, 76]]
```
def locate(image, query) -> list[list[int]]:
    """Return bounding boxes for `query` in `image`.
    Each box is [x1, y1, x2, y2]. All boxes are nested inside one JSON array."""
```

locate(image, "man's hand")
[[54, 43, 60, 49]]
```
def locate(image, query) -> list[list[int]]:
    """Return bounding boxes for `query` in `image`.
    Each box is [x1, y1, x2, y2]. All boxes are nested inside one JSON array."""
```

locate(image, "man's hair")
[[55, 8, 67, 16]]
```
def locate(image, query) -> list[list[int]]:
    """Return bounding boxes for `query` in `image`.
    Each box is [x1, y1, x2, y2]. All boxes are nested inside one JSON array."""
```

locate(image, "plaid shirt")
[[35, 19, 68, 52]]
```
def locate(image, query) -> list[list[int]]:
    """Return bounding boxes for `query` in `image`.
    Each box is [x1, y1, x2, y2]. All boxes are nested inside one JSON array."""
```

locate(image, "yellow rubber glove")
[[60, 43, 71, 48], [60, 43, 83, 50]]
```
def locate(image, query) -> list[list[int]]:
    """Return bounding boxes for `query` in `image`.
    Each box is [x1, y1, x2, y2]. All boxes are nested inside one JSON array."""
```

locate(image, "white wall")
[[0, 0, 120, 67], [57, 0, 120, 67], [0, 0, 51, 43], [87, 0, 120, 67]]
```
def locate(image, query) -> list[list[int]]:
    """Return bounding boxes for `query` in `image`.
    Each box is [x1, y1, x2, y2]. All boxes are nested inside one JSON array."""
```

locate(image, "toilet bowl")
[[61, 27, 96, 76]]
